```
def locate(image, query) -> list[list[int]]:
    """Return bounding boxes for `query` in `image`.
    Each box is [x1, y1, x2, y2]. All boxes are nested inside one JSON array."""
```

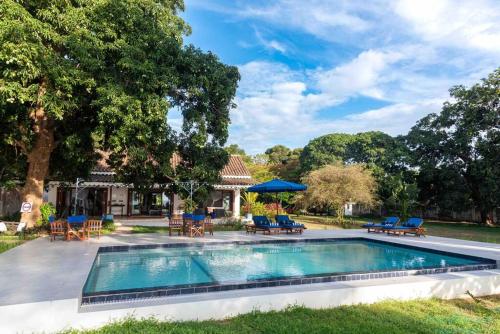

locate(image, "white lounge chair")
[[0, 222, 7, 233]]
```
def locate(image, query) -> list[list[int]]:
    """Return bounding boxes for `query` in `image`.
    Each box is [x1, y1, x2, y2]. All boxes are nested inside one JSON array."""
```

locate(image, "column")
[[233, 188, 240, 217]]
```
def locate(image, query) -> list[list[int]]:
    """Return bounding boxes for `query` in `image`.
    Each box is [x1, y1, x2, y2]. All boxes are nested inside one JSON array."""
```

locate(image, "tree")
[[299, 131, 412, 211], [225, 144, 246, 156], [406, 69, 500, 224], [296, 164, 377, 223], [385, 174, 418, 221], [265, 145, 291, 164], [0, 1, 239, 227]]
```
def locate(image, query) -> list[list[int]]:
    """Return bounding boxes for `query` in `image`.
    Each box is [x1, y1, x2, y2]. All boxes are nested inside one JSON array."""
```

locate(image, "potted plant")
[[242, 191, 258, 220]]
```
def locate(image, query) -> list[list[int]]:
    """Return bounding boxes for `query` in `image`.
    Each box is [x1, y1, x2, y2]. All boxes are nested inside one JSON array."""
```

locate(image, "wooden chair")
[[50, 221, 67, 242], [168, 217, 184, 236], [84, 220, 102, 239], [204, 216, 214, 236], [187, 219, 204, 238]]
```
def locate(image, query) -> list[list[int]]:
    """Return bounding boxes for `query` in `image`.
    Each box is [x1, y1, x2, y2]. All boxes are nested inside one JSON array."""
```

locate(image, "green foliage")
[[299, 132, 412, 211], [406, 68, 500, 224], [225, 144, 246, 156], [241, 191, 258, 214], [0, 1, 239, 214], [249, 202, 274, 216], [385, 175, 419, 220], [36, 202, 56, 228], [297, 164, 377, 223], [181, 198, 197, 213]]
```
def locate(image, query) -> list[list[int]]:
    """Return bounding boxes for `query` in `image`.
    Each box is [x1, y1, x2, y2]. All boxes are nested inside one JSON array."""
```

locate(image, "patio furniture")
[[84, 220, 103, 239], [66, 215, 87, 240], [0, 222, 7, 233], [49, 221, 67, 242], [187, 215, 205, 237], [275, 215, 305, 234], [204, 216, 214, 236], [245, 223, 257, 234], [168, 217, 184, 236], [384, 217, 425, 237], [252, 216, 281, 235], [362, 216, 400, 233]]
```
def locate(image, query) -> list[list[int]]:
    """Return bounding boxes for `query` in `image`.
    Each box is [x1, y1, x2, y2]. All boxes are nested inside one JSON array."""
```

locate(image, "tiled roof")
[[220, 177, 254, 186], [88, 173, 115, 183], [93, 153, 253, 186], [170, 153, 252, 177], [221, 155, 252, 177]]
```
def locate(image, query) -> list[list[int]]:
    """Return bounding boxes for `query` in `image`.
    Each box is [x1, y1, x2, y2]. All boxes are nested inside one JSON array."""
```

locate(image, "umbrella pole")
[[276, 193, 279, 215]]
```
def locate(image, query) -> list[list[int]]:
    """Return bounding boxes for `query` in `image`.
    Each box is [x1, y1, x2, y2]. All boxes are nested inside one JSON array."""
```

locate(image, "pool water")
[[83, 239, 483, 295]]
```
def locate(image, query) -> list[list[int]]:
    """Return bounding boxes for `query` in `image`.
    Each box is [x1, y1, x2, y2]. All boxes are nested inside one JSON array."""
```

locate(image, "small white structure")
[[46, 154, 253, 218]]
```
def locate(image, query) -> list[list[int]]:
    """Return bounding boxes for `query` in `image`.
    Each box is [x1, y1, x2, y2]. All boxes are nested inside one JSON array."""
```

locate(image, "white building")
[[46, 154, 253, 218]]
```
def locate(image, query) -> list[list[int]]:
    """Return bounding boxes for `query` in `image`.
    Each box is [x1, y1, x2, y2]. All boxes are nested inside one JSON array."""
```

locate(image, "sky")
[[169, 0, 500, 154]]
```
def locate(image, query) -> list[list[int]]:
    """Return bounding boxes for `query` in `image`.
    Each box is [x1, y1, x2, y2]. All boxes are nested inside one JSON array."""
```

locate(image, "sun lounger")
[[275, 215, 305, 234], [362, 216, 399, 233], [252, 216, 281, 235], [384, 217, 425, 237]]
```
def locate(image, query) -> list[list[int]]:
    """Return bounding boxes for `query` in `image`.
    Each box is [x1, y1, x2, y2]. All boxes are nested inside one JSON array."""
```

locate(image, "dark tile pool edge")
[[81, 262, 497, 305]]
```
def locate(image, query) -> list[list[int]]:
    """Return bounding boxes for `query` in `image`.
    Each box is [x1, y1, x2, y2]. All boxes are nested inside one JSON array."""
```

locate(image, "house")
[[45, 154, 253, 218]]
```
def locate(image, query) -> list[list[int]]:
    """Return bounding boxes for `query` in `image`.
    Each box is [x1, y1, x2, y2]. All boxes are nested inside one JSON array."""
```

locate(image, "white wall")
[[47, 185, 57, 206], [110, 187, 128, 215]]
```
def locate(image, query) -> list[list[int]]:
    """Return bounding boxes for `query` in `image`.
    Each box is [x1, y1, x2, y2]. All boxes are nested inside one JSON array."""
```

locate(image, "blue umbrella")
[[247, 179, 307, 214]]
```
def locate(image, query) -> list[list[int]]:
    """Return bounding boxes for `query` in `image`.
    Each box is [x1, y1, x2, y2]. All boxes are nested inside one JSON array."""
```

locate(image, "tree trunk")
[[20, 79, 55, 228]]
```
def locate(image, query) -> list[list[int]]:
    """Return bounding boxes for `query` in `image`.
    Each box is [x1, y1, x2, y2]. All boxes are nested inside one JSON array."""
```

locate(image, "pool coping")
[[81, 237, 497, 305]]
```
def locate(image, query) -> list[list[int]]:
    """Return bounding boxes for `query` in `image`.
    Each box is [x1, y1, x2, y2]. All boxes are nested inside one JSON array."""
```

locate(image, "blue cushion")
[[67, 215, 87, 223]]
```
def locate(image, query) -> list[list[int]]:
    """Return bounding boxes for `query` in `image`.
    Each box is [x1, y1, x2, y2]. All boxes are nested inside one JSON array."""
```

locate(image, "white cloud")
[[312, 50, 403, 101], [185, 0, 500, 153], [394, 0, 500, 53], [254, 30, 287, 53]]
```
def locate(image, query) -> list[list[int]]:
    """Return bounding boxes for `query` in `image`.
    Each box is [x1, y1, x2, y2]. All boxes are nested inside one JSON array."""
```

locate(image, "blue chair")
[[384, 217, 425, 237], [67, 215, 87, 224], [252, 216, 281, 235], [362, 216, 399, 233], [275, 215, 305, 234]]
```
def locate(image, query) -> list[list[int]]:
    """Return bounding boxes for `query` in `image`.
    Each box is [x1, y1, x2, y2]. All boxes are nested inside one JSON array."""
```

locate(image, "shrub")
[[36, 203, 56, 230]]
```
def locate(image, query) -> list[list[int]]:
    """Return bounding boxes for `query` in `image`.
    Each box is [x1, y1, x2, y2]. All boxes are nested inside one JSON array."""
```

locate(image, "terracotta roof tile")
[[170, 153, 251, 177], [221, 155, 251, 177], [220, 177, 254, 186]]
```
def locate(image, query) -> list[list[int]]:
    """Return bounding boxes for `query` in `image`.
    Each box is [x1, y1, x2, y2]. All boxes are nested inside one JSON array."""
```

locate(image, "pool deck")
[[0, 229, 499, 333]]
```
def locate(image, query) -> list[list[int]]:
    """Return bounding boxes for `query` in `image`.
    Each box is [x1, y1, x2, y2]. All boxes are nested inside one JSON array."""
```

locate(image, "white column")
[[233, 188, 241, 217]]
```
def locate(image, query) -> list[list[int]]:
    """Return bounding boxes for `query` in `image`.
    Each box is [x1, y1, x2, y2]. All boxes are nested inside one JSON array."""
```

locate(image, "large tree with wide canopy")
[[0, 0, 239, 227]]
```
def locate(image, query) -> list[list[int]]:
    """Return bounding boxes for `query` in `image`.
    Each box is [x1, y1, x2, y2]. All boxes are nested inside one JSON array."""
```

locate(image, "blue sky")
[[171, 0, 500, 154]]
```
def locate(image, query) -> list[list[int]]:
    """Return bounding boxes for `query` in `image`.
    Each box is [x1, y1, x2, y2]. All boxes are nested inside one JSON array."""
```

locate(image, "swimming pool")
[[82, 238, 495, 304]]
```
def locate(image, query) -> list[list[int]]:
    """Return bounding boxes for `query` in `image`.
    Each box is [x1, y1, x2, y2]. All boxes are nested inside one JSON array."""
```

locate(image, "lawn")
[[62, 295, 500, 334], [0, 234, 36, 254], [294, 215, 500, 244]]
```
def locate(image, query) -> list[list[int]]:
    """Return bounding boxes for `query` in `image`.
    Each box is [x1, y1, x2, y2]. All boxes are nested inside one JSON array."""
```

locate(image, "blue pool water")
[[83, 239, 483, 295]]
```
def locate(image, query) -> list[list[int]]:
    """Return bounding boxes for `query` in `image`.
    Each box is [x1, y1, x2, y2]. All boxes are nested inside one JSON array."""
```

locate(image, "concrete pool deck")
[[0, 230, 499, 333]]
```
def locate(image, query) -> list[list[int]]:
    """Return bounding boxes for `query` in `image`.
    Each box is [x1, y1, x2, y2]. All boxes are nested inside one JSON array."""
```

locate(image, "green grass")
[[0, 234, 37, 254], [62, 295, 500, 334], [424, 221, 500, 244], [294, 215, 500, 244]]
